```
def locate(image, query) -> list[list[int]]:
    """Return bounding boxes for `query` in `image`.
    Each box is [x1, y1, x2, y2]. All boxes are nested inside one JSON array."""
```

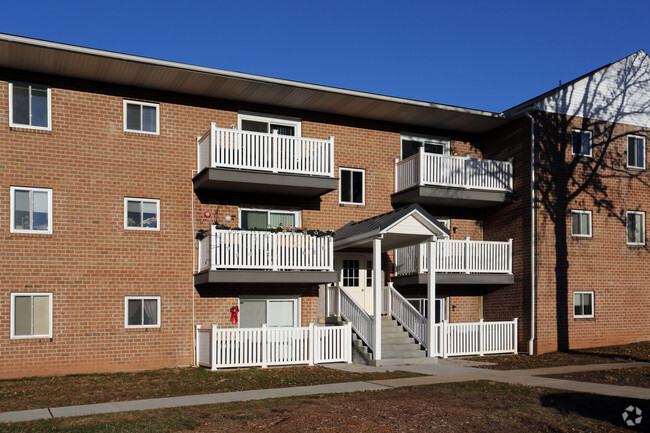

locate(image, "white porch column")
[[426, 236, 437, 357], [372, 236, 382, 361]]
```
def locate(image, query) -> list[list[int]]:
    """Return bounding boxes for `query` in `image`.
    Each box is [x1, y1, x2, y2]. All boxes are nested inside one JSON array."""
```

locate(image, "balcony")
[[392, 238, 514, 285], [392, 149, 513, 208], [194, 227, 337, 285], [193, 123, 338, 199]]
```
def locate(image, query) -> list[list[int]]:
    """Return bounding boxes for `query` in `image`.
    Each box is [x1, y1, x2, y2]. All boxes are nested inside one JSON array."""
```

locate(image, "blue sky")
[[1, 0, 648, 112]]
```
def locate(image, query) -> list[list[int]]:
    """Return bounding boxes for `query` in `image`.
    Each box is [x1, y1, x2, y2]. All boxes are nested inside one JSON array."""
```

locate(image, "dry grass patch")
[[545, 366, 650, 388]]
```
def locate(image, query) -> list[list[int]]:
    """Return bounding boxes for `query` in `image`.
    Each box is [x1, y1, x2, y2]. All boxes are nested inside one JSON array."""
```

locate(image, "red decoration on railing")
[[230, 306, 239, 325]]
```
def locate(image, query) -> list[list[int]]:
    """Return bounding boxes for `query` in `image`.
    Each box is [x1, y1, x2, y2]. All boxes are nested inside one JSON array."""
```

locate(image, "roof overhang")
[[0, 33, 508, 134]]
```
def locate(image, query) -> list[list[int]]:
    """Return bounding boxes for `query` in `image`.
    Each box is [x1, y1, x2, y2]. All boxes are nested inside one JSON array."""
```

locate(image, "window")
[[571, 210, 592, 237], [574, 292, 594, 318], [401, 134, 449, 159], [342, 259, 360, 287], [9, 83, 51, 130], [238, 112, 301, 137], [124, 100, 159, 134], [240, 208, 300, 229], [10, 186, 52, 234], [339, 168, 365, 205], [125, 296, 160, 328], [628, 135, 645, 169], [572, 130, 592, 157], [627, 211, 645, 245], [11, 293, 52, 338], [366, 260, 373, 287], [124, 198, 160, 230], [239, 298, 298, 328]]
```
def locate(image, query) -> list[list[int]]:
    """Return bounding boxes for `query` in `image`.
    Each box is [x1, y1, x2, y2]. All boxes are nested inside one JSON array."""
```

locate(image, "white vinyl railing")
[[395, 148, 513, 193], [198, 123, 335, 177], [434, 319, 518, 357], [386, 284, 427, 348], [394, 238, 512, 276], [196, 323, 352, 369], [327, 285, 374, 352], [198, 227, 334, 272]]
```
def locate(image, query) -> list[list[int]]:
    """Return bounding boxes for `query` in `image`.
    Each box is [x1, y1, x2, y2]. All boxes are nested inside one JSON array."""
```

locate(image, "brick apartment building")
[[0, 34, 648, 378]]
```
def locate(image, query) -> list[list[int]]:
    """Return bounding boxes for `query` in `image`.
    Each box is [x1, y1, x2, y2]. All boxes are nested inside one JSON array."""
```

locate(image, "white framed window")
[[239, 208, 301, 229], [401, 133, 450, 159], [125, 296, 160, 328], [124, 198, 160, 230], [571, 210, 592, 237], [571, 130, 592, 157], [627, 135, 645, 169], [123, 100, 159, 134], [239, 297, 299, 328], [238, 112, 301, 137], [626, 211, 645, 245], [10, 186, 52, 234], [11, 293, 52, 339], [9, 83, 52, 130], [574, 291, 594, 318], [339, 168, 365, 205]]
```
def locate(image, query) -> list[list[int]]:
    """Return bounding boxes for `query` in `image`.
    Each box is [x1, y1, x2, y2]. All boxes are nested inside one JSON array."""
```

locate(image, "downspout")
[[525, 112, 536, 355]]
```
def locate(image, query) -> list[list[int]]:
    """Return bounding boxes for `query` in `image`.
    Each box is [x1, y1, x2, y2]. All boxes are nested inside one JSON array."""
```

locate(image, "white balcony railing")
[[394, 238, 513, 276], [395, 148, 513, 193], [198, 227, 334, 272], [198, 123, 335, 177]]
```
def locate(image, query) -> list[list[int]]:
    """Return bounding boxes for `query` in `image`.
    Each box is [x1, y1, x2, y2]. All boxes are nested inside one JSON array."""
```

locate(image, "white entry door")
[[336, 255, 376, 315]]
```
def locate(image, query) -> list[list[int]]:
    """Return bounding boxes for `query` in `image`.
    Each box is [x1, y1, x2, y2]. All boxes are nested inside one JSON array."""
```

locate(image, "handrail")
[[388, 283, 427, 348], [337, 285, 374, 351]]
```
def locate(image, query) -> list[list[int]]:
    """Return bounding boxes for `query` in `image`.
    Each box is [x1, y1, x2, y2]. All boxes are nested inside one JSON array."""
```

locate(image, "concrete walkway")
[[1, 361, 648, 424]]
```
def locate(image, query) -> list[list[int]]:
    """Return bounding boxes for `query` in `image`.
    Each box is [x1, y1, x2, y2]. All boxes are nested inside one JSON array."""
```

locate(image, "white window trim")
[[626, 210, 645, 245], [10, 292, 53, 339], [10, 186, 53, 234], [627, 134, 646, 169], [238, 207, 301, 228], [238, 296, 300, 328], [573, 291, 594, 318], [571, 129, 592, 157], [125, 296, 161, 328], [570, 210, 592, 238], [123, 100, 160, 135], [124, 197, 161, 231], [8, 82, 52, 131], [237, 111, 302, 136], [339, 167, 366, 205], [400, 133, 450, 159]]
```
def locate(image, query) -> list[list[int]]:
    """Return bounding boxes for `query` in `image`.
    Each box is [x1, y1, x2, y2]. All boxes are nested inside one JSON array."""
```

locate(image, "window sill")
[[573, 316, 595, 321], [10, 125, 52, 134], [125, 327, 161, 332], [339, 203, 365, 207], [124, 130, 160, 137]]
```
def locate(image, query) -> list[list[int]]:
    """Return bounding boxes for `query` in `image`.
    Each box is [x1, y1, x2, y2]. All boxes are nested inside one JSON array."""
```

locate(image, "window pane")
[[366, 260, 372, 286], [14, 296, 32, 336], [143, 299, 158, 325], [269, 212, 295, 228], [270, 124, 295, 136], [572, 131, 581, 154], [127, 201, 142, 227], [582, 294, 593, 316], [33, 295, 50, 335], [142, 106, 157, 132], [32, 191, 49, 231], [142, 202, 157, 228], [14, 190, 30, 230], [582, 133, 591, 155], [31, 87, 48, 127], [241, 120, 268, 133], [352, 171, 363, 203], [341, 170, 351, 202], [241, 211, 268, 229], [401, 140, 419, 159], [628, 213, 642, 243], [267, 300, 295, 327], [12, 85, 30, 125], [128, 299, 142, 326], [637, 138, 645, 167], [580, 213, 590, 235], [628, 136, 636, 166], [126, 104, 141, 130], [424, 143, 445, 154], [571, 212, 580, 235], [343, 259, 360, 287], [574, 293, 582, 316], [240, 299, 266, 328]]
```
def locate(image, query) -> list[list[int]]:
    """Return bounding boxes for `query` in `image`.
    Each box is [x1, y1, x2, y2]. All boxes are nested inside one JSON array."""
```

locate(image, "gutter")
[[525, 112, 536, 355]]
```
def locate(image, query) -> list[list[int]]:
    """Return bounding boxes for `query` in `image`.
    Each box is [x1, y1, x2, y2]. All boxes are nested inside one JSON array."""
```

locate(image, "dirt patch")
[[545, 366, 650, 388]]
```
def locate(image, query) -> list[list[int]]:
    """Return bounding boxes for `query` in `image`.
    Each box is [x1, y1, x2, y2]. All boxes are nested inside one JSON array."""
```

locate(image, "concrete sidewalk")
[[1, 360, 648, 424]]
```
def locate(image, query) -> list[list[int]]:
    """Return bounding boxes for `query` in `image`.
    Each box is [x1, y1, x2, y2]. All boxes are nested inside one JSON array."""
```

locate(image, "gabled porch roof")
[[334, 204, 450, 252]]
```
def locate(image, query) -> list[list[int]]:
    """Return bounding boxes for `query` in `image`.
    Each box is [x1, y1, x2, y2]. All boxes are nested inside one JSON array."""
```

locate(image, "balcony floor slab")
[[194, 269, 338, 286], [391, 185, 512, 208], [392, 273, 514, 286]]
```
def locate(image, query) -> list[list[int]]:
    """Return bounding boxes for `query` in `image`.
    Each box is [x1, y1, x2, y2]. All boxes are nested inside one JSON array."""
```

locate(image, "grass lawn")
[[3, 381, 648, 432], [467, 341, 650, 370], [0, 366, 417, 413], [544, 366, 650, 388]]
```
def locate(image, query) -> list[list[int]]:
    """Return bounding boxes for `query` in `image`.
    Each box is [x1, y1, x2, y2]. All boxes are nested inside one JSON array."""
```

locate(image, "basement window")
[[11, 293, 52, 338]]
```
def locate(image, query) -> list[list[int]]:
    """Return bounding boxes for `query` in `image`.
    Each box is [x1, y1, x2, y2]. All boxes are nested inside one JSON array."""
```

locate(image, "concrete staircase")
[[349, 316, 427, 365]]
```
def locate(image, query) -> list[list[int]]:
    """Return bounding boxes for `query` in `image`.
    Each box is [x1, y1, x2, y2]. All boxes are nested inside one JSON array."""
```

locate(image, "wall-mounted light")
[[452, 305, 457, 312], [452, 227, 458, 234]]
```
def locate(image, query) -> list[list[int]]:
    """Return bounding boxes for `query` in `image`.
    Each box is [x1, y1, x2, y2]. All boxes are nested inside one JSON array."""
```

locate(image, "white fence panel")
[[442, 318, 518, 357], [314, 323, 351, 363]]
